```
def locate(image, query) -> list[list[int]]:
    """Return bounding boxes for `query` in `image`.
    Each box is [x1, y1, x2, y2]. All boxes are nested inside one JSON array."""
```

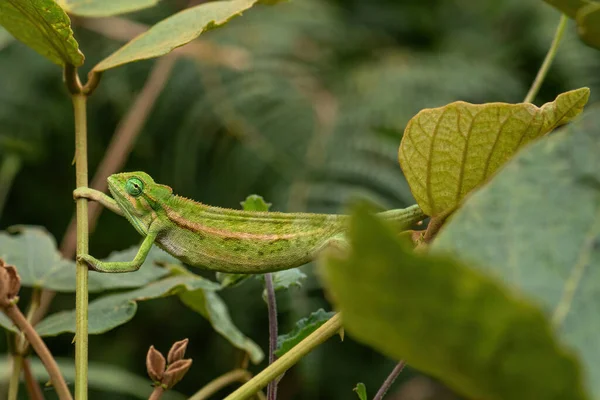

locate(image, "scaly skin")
[[74, 172, 427, 273]]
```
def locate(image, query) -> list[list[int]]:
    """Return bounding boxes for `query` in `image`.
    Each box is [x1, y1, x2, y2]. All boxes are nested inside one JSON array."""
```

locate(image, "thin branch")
[[264, 273, 278, 400], [148, 386, 165, 400], [189, 369, 256, 400], [523, 14, 568, 103], [223, 314, 342, 400], [22, 358, 45, 400], [7, 354, 23, 400], [71, 82, 90, 400], [3, 306, 72, 400], [373, 361, 406, 400]]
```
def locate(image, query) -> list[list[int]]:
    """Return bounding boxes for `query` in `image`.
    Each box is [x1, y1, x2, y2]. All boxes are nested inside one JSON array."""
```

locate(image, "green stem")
[[7, 355, 23, 400], [223, 313, 342, 400], [0, 153, 22, 219], [523, 14, 568, 103], [72, 92, 89, 400], [189, 369, 254, 400]]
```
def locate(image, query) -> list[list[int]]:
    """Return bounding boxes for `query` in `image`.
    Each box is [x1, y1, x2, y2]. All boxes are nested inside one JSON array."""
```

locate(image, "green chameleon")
[[74, 172, 426, 273]]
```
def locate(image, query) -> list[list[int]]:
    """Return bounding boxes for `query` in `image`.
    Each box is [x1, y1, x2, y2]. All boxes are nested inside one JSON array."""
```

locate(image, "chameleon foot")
[[76, 254, 103, 272]]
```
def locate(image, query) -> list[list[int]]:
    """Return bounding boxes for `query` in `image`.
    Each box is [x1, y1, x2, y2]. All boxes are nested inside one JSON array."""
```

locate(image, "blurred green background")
[[0, 0, 598, 398]]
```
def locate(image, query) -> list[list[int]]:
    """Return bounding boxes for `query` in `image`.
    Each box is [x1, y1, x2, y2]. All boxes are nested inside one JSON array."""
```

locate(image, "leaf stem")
[[22, 358, 44, 400], [3, 305, 72, 400], [223, 313, 342, 400], [523, 14, 568, 103], [0, 153, 22, 219], [189, 369, 263, 400], [148, 386, 165, 400], [72, 88, 89, 400], [7, 354, 23, 400], [264, 273, 278, 400], [372, 361, 406, 400]]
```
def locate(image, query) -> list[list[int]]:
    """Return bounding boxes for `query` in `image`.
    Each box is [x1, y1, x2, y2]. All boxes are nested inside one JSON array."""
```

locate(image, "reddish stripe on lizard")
[[161, 202, 329, 241]]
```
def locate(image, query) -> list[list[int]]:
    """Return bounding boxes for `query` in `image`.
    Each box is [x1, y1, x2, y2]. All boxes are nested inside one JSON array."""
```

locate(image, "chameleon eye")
[[125, 178, 144, 197]]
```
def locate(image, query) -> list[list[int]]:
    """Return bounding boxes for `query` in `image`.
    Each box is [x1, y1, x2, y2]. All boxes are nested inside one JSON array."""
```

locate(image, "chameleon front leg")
[[77, 228, 159, 273], [73, 187, 124, 216]]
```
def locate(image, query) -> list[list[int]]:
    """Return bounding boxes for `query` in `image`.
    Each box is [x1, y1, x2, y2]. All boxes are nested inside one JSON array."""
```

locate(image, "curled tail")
[[377, 204, 427, 228]]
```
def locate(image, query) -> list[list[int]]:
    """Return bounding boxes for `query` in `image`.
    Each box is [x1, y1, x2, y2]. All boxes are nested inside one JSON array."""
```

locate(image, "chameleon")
[[73, 171, 427, 274]]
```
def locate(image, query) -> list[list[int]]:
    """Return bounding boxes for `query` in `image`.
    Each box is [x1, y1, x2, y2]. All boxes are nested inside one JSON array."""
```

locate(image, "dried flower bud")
[[0, 260, 20, 307], [162, 359, 192, 389], [146, 345, 166, 382], [167, 338, 189, 364]]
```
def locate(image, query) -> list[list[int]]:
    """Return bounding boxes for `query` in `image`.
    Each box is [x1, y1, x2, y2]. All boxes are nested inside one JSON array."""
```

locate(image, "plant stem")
[[72, 92, 89, 400], [523, 14, 568, 103], [148, 386, 165, 400], [373, 361, 406, 400], [223, 313, 342, 400], [7, 354, 23, 400], [264, 273, 278, 400], [189, 369, 254, 400], [3, 305, 72, 400], [0, 153, 22, 219], [22, 358, 44, 400]]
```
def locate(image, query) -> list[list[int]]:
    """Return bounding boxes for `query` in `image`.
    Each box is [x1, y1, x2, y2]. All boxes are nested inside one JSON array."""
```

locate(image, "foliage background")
[[0, 0, 598, 398]]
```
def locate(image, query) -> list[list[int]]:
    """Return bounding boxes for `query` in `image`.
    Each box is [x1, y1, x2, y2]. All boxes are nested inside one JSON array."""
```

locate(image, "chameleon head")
[[107, 172, 173, 235]]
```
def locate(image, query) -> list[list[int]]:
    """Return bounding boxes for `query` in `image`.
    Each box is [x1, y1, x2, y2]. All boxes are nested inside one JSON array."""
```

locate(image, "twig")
[[22, 358, 45, 400], [264, 273, 278, 400], [148, 386, 165, 400], [523, 14, 568, 103], [3, 306, 72, 400], [7, 354, 23, 400], [223, 314, 342, 400], [373, 361, 406, 400], [189, 369, 256, 400]]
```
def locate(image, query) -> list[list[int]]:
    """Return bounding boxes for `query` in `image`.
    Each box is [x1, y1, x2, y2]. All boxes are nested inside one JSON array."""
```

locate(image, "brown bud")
[[167, 338, 189, 364], [0, 260, 20, 307], [146, 345, 166, 382], [162, 359, 192, 389]]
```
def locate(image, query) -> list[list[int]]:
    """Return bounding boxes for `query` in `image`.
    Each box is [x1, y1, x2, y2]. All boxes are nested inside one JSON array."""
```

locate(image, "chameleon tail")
[[377, 204, 427, 228]]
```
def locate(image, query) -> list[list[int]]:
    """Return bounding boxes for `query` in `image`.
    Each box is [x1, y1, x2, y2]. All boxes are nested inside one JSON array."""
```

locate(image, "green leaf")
[[241, 194, 272, 211], [56, 0, 159, 17], [543, 0, 592, 18], [35, 273, 220, 336], [216, 271, 251, 288], [178, 265, 264, 363], [576, 3, 600, 49], [0, 356, 186, 400], [275, 308, 334, 357], [398, 88, 590, 217], [0, 0, 84, 66], [321, 205, 587, 400], [0, 227, 172, 292], [432, 108, 600, 398], [93, 0, 272, 72], [353, 383, 368, 400], [262, 268, 307, 301]]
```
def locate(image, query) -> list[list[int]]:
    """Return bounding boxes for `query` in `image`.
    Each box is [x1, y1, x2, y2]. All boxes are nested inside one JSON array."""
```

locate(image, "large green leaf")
[[321, 206, 587, 400], [35, 273, 220, 336], [432, 108, 600, 397], [177, 266, 264, 364], [0, 0, 83, 66], [93, 0, 278, 72], [543, 0, 593, 18], [0, 227, 172, 292], [577, 2, 600, 49], [0, 356, 186, 400], [398, 88, 589, 217], [56, 0, 159, 17]]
